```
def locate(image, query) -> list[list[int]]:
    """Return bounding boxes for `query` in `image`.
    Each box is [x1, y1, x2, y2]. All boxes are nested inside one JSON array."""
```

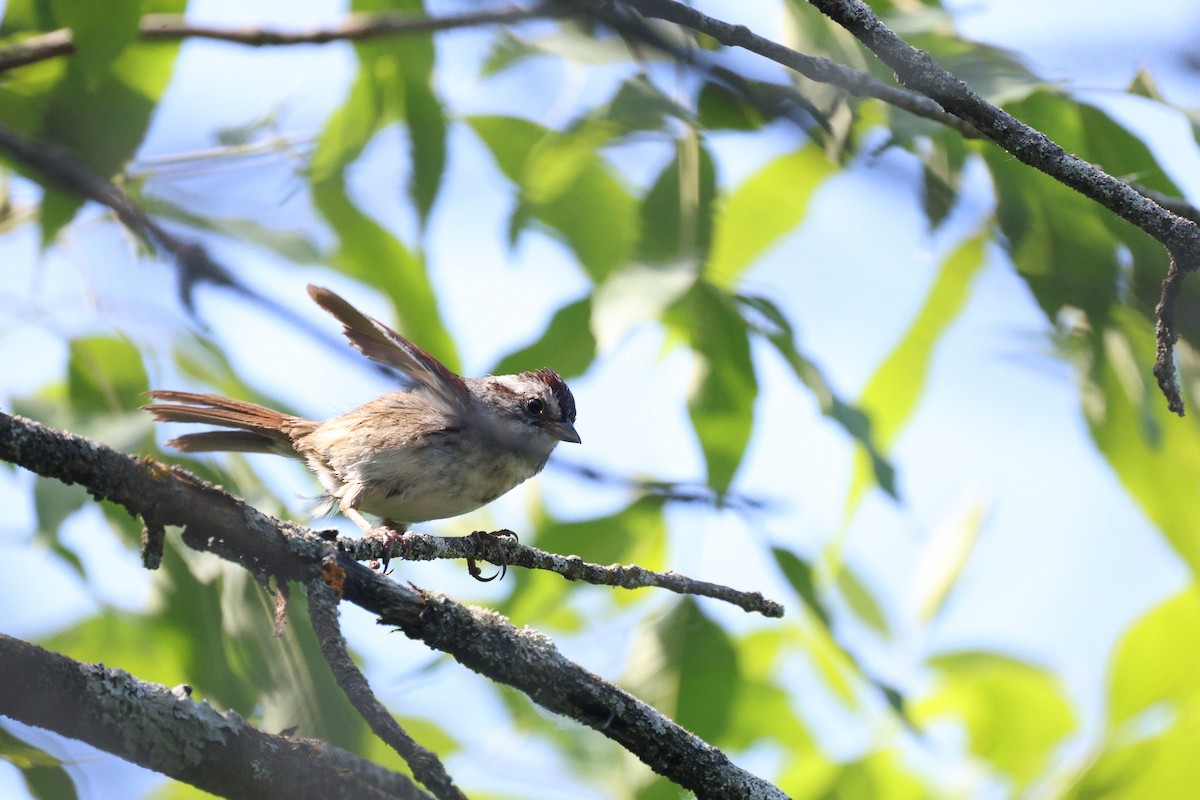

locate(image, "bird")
[[144, 284, 580, 540]]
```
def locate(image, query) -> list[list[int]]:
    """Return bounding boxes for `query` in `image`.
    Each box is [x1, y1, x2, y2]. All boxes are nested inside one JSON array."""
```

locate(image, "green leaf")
[[846, 230, 987, 512], [311, 68, 456, 369], [914, 651, 1076, 786], [492, 295, 595, 379], [908, 500, 986, 624], [50, 0, 142, 77], [772, 547, 831, 627], [139, 195, 324, 265], [835, 566, 889, 635], [1082, 312, 1200, 574], [667, 281, 757, 495], [1108, 587, 1200, 726], [0, 728, 77, 800], [1063, 589, 1200, 799], [67, 335, 149, 415], [637, 135, 716, 266], [697, 82, 766, 131], [33, 476, 88, 576], [650, 598, 740, 742], [739, 293, 897, 497], [706, 143, 836, 287], [469, 115, 637, 281]]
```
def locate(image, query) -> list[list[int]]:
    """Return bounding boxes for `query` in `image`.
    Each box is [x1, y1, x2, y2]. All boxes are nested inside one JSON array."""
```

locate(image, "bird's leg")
[[336, 483, 406, 569]]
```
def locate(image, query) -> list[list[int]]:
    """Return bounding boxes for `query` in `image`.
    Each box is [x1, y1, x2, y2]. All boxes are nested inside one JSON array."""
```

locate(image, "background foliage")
[[2, 0, 1200, 797]]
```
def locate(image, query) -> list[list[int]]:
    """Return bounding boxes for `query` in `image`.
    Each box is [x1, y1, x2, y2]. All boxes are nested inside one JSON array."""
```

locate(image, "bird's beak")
[[545, 419, 581, 444]]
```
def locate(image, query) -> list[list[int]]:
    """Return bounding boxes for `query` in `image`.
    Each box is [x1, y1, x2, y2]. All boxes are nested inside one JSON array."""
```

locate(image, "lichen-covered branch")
[[0, 634, 429, 800], [305, 580, 467, 800], [0, 411, 786, 798], [338, 532, 785, 617], [618, 0, 979, 136], [0, 7, 561, 73], [802, 0, 1200, 413]]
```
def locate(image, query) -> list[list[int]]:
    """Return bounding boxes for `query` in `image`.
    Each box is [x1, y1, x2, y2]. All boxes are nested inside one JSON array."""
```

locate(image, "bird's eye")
[[525, 398, 545, 416]]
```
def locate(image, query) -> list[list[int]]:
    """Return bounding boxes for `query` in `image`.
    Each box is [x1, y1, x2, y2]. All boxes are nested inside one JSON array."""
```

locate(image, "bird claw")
[[367, 526, 406, 574], [466, 529, 518, 582]]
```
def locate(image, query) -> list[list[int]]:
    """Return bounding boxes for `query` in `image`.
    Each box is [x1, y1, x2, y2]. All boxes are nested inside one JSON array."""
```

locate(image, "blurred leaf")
[[1082, 312, 1200, 574], [469, 115, 637, 281], [492, 295, 595, 379], [67, 335, 149, 415], [140, 195, 324, 265], [914, 651, 1076, 786], [650, 598, 739, 743], [847, 230, 987, 513], [1108, 587, 1200, 726], [502, 497, 666, 625], [0, 728, 77, 800], [835, 567, 889, 635], [667, 281, 757, 495], [707, 143, 836, 287], [51, 0, 142, 77], [603, 75, 691, 136], [591, 262, 695, 351], [908, 500, 986, 624], [739, 294, 896, 497], [33, 476, 88, 576], [772, 547, 831, 627], [1063, 588, 1200, 799], [697, 82, 766, 131], [807, 748, 927, 800], [28, 1, 183, 242], [638, 135, 716, 266], [311, 67, 456, 369]]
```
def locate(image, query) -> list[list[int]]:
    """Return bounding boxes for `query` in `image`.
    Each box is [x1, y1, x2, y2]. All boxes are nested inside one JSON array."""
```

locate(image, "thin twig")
[[335, 531, 785, 618], [306, 579, 467, 800], [0, 7, 563, 73], [618, 0, 979, 137]]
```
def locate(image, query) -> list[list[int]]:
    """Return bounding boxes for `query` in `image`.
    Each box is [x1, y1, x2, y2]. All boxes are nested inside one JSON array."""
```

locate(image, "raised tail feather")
[[143, 390, 315, 456]]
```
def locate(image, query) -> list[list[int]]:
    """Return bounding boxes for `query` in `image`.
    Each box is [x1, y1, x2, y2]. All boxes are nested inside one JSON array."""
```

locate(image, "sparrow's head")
[[471, 368, 580, 457]]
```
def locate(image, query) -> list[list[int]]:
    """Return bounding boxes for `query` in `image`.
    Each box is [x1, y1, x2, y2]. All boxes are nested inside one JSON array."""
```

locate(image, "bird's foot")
[[368, 521, 408, 573], [467, 529, 519, 583]]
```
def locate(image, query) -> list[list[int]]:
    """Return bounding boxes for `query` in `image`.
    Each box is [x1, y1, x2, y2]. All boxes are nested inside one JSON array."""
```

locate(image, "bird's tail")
[[143, 390, 316, 456]]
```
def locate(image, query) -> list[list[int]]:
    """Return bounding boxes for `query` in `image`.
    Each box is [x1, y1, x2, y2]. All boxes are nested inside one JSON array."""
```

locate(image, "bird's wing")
[[308, 285, 471, 414]]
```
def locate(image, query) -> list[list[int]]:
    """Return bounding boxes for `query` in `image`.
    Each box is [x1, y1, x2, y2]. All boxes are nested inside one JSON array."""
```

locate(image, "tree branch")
[[0, 411, 786, 798], [0, 634, 430, 800], [801, 0, 1200, 414], [305, 579, 467, 800], [0, 7, 562, 73], [336, 531, 785, 618], [617, 0, 979, 137]]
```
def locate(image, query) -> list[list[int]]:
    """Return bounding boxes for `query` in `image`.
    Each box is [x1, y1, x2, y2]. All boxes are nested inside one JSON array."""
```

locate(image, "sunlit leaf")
[[739, 294, 896, 497], [67, 335, 149, 415], [772, 547, 831, 627], [1082, 312, 1200, 574], [914, 651, 1076, 786], [492, 295, 595, 379], [907, 499, 987, 624], [666, 281, 757, 495], [469, 115, 637, 281], [846, 229, 987, 512], [706, 143, 836, 287], [638, 135, 716, 267], [835, 567, 889, 635]]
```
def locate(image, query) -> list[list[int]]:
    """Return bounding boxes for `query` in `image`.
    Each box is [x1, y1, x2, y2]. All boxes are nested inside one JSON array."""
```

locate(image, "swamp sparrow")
[[145, 285, 580, 537]]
